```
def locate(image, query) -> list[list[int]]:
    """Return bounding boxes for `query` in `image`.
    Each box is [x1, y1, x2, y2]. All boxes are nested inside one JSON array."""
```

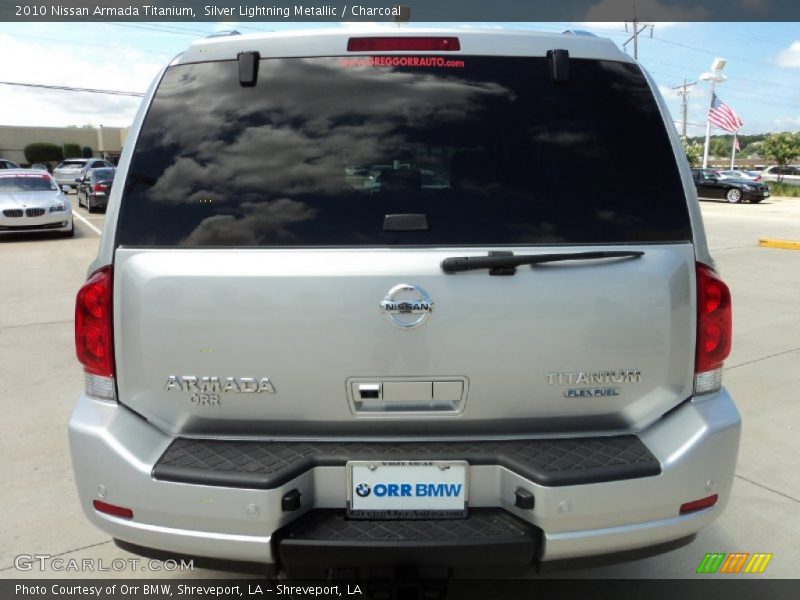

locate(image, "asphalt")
[[1, 193, 798, 579]]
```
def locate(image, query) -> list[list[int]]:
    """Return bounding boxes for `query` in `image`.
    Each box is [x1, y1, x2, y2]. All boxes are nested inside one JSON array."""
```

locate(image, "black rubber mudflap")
[[275, 509, 539, 577]]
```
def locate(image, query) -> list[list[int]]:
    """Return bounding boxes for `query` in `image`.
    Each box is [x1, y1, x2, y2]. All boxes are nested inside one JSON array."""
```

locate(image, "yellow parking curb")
[[758, 239, 800, 250]]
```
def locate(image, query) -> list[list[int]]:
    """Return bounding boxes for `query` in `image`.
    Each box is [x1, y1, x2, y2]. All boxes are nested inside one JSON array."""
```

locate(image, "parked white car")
[[717, 170, 761, 182], [54, 158, 115, 189], [0, 170, 73, 237]]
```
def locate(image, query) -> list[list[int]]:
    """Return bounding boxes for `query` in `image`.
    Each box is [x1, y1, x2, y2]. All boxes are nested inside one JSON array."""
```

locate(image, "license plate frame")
[[346, 460, 468, 519]]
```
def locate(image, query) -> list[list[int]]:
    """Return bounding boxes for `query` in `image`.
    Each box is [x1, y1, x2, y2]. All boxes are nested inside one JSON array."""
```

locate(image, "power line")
[[650, 36, 800, 75], [623, 8, 654, 60], [0, 81, 144, 97]]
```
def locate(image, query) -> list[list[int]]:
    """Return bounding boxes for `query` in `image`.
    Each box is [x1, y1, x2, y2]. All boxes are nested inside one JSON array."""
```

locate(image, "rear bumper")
[[68, 389, 740, 567], [86, 192, 109, 207]]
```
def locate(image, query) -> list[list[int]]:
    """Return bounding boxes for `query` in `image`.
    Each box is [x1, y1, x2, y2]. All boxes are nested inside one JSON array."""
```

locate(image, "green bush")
[[769, 182, 800, 198], [81, 146, 93, 158], [62, 143, 82, 159], [23, 143, 63, 164]]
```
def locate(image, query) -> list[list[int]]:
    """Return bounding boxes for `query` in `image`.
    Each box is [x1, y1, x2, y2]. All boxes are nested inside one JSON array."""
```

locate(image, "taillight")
[[347, 37, 460, 52], [695, 263, 732, 394], [75, 266, 115, 398], [93, 183, 104, 192]]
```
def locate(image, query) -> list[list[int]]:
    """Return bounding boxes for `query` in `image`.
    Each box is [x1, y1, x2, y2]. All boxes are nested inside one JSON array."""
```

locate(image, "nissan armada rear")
[[69, 28, 741, 575]]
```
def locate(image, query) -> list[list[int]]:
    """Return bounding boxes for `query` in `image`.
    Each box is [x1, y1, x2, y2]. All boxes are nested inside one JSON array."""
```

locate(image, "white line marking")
[[72, 211, 102, 236]]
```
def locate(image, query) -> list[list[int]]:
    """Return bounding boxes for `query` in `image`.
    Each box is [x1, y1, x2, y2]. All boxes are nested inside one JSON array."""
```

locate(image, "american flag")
[[734, 135, 741, 152], [708, 94, 743, 133]]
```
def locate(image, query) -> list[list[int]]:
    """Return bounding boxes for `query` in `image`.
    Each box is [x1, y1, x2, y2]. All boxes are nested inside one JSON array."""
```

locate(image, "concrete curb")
[[758, 239, 800, 250]]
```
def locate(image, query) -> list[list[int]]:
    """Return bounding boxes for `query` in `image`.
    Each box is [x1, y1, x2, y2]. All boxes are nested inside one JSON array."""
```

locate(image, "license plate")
[[347, 460, 468, 519]]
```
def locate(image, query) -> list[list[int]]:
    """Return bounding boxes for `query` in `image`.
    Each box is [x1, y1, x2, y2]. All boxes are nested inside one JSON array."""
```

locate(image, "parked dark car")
[[76, 167, 115, 212], [691, 169, 770, 203]]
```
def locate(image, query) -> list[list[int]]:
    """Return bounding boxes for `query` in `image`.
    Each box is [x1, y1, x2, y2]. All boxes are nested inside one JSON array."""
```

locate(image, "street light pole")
[[700, 58, 727, 169], [701, 78, 716, 169]]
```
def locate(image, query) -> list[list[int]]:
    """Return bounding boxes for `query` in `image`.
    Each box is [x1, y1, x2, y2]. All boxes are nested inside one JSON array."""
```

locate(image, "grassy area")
[[769, 182, 800, 197]]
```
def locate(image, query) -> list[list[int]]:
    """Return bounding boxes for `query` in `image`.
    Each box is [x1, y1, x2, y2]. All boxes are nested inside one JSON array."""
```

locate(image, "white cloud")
[[773, 117, 800, 131], [658, 84, 677, 98], [0, 32, 164, 127], [776, 41, 800, 68]]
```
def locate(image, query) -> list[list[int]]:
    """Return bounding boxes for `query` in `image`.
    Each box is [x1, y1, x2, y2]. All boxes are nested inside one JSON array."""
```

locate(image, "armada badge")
[[380, 283, 433, 329], [165, 375, 276, 394]]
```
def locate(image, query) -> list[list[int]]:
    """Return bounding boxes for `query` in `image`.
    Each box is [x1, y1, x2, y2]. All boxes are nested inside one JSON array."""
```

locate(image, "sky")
[[0, 20, 798, 136]]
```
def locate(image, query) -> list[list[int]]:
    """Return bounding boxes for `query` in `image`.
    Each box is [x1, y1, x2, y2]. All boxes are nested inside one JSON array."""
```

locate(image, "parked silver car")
[[0, 158, 20, 169], [69, 28, 740, 576], [761, 165, 800, 185], [53, 158, 115, 189], [0, 169, 73, 237]]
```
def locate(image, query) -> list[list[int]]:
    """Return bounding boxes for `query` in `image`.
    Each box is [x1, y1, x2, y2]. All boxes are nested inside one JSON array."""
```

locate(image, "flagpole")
[[730, 134, 737, 170], [700, 59, 727, 169], [702, 82, 715, 169]]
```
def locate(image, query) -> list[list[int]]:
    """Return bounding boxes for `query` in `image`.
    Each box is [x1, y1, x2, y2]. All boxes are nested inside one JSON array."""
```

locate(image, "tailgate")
[[113, 245, 695, 436]]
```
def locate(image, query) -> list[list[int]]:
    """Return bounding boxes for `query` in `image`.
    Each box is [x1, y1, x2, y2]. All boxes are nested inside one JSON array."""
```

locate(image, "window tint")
[[93, 168, 115, 180], [118, 56, 691, 247]]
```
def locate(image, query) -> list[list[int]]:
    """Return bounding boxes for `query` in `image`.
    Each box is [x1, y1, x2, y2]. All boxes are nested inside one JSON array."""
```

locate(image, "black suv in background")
[[691, 168, 770, 203]]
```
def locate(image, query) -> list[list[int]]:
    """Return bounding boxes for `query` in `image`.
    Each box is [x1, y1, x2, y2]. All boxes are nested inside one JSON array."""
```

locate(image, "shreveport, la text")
[[15, 584, 364, 596]]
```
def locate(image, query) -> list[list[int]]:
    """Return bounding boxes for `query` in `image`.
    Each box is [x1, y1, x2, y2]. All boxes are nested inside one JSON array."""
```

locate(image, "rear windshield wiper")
[[441, 250, 644, 274]]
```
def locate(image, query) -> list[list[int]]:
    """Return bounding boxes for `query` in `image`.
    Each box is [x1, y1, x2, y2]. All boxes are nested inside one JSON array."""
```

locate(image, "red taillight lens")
[[93, 499, 133, 519], [680, 494, 718, 514], [93, 183, 103, 192], [696, 263, 732, 373], [347, 37, 460, 52], [75, 266, 114, 377]]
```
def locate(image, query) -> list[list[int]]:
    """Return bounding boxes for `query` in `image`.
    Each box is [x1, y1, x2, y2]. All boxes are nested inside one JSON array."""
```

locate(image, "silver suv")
[[69, 28, 740, 576]]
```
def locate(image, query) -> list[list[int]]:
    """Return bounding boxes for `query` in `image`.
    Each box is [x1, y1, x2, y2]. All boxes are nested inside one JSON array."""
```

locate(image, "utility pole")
[[672, 79, 697, 140], [623, 7, 654, 60]]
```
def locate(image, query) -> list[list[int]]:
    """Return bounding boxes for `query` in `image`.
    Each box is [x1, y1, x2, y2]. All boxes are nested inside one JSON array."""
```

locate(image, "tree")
[[709, 137, 730, 158], [81, 146, 93, 158], [682, 139, 703, 167], [63, 143, 82, 159], [24, 143, 63, 164], [761, 133, 800, 179]]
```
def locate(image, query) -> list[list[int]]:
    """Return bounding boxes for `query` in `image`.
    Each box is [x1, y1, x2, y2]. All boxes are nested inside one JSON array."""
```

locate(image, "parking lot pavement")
[[1, 195, 798, 579]]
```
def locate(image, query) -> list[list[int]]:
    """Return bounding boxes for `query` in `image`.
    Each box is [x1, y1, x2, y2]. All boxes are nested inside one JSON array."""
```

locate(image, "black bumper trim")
[[275, 508, 539, 572], [153, 435, 660, 489]]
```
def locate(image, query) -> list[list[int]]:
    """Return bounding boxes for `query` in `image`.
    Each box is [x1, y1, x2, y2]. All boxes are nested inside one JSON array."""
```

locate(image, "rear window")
[[117, 55, 691, 247], [58, 160, 86, 168], [93, 168, 115, 180]]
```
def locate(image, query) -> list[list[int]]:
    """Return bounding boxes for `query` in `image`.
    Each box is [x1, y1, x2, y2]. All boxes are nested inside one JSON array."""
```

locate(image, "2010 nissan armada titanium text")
[[69, 29, 740, 575]]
